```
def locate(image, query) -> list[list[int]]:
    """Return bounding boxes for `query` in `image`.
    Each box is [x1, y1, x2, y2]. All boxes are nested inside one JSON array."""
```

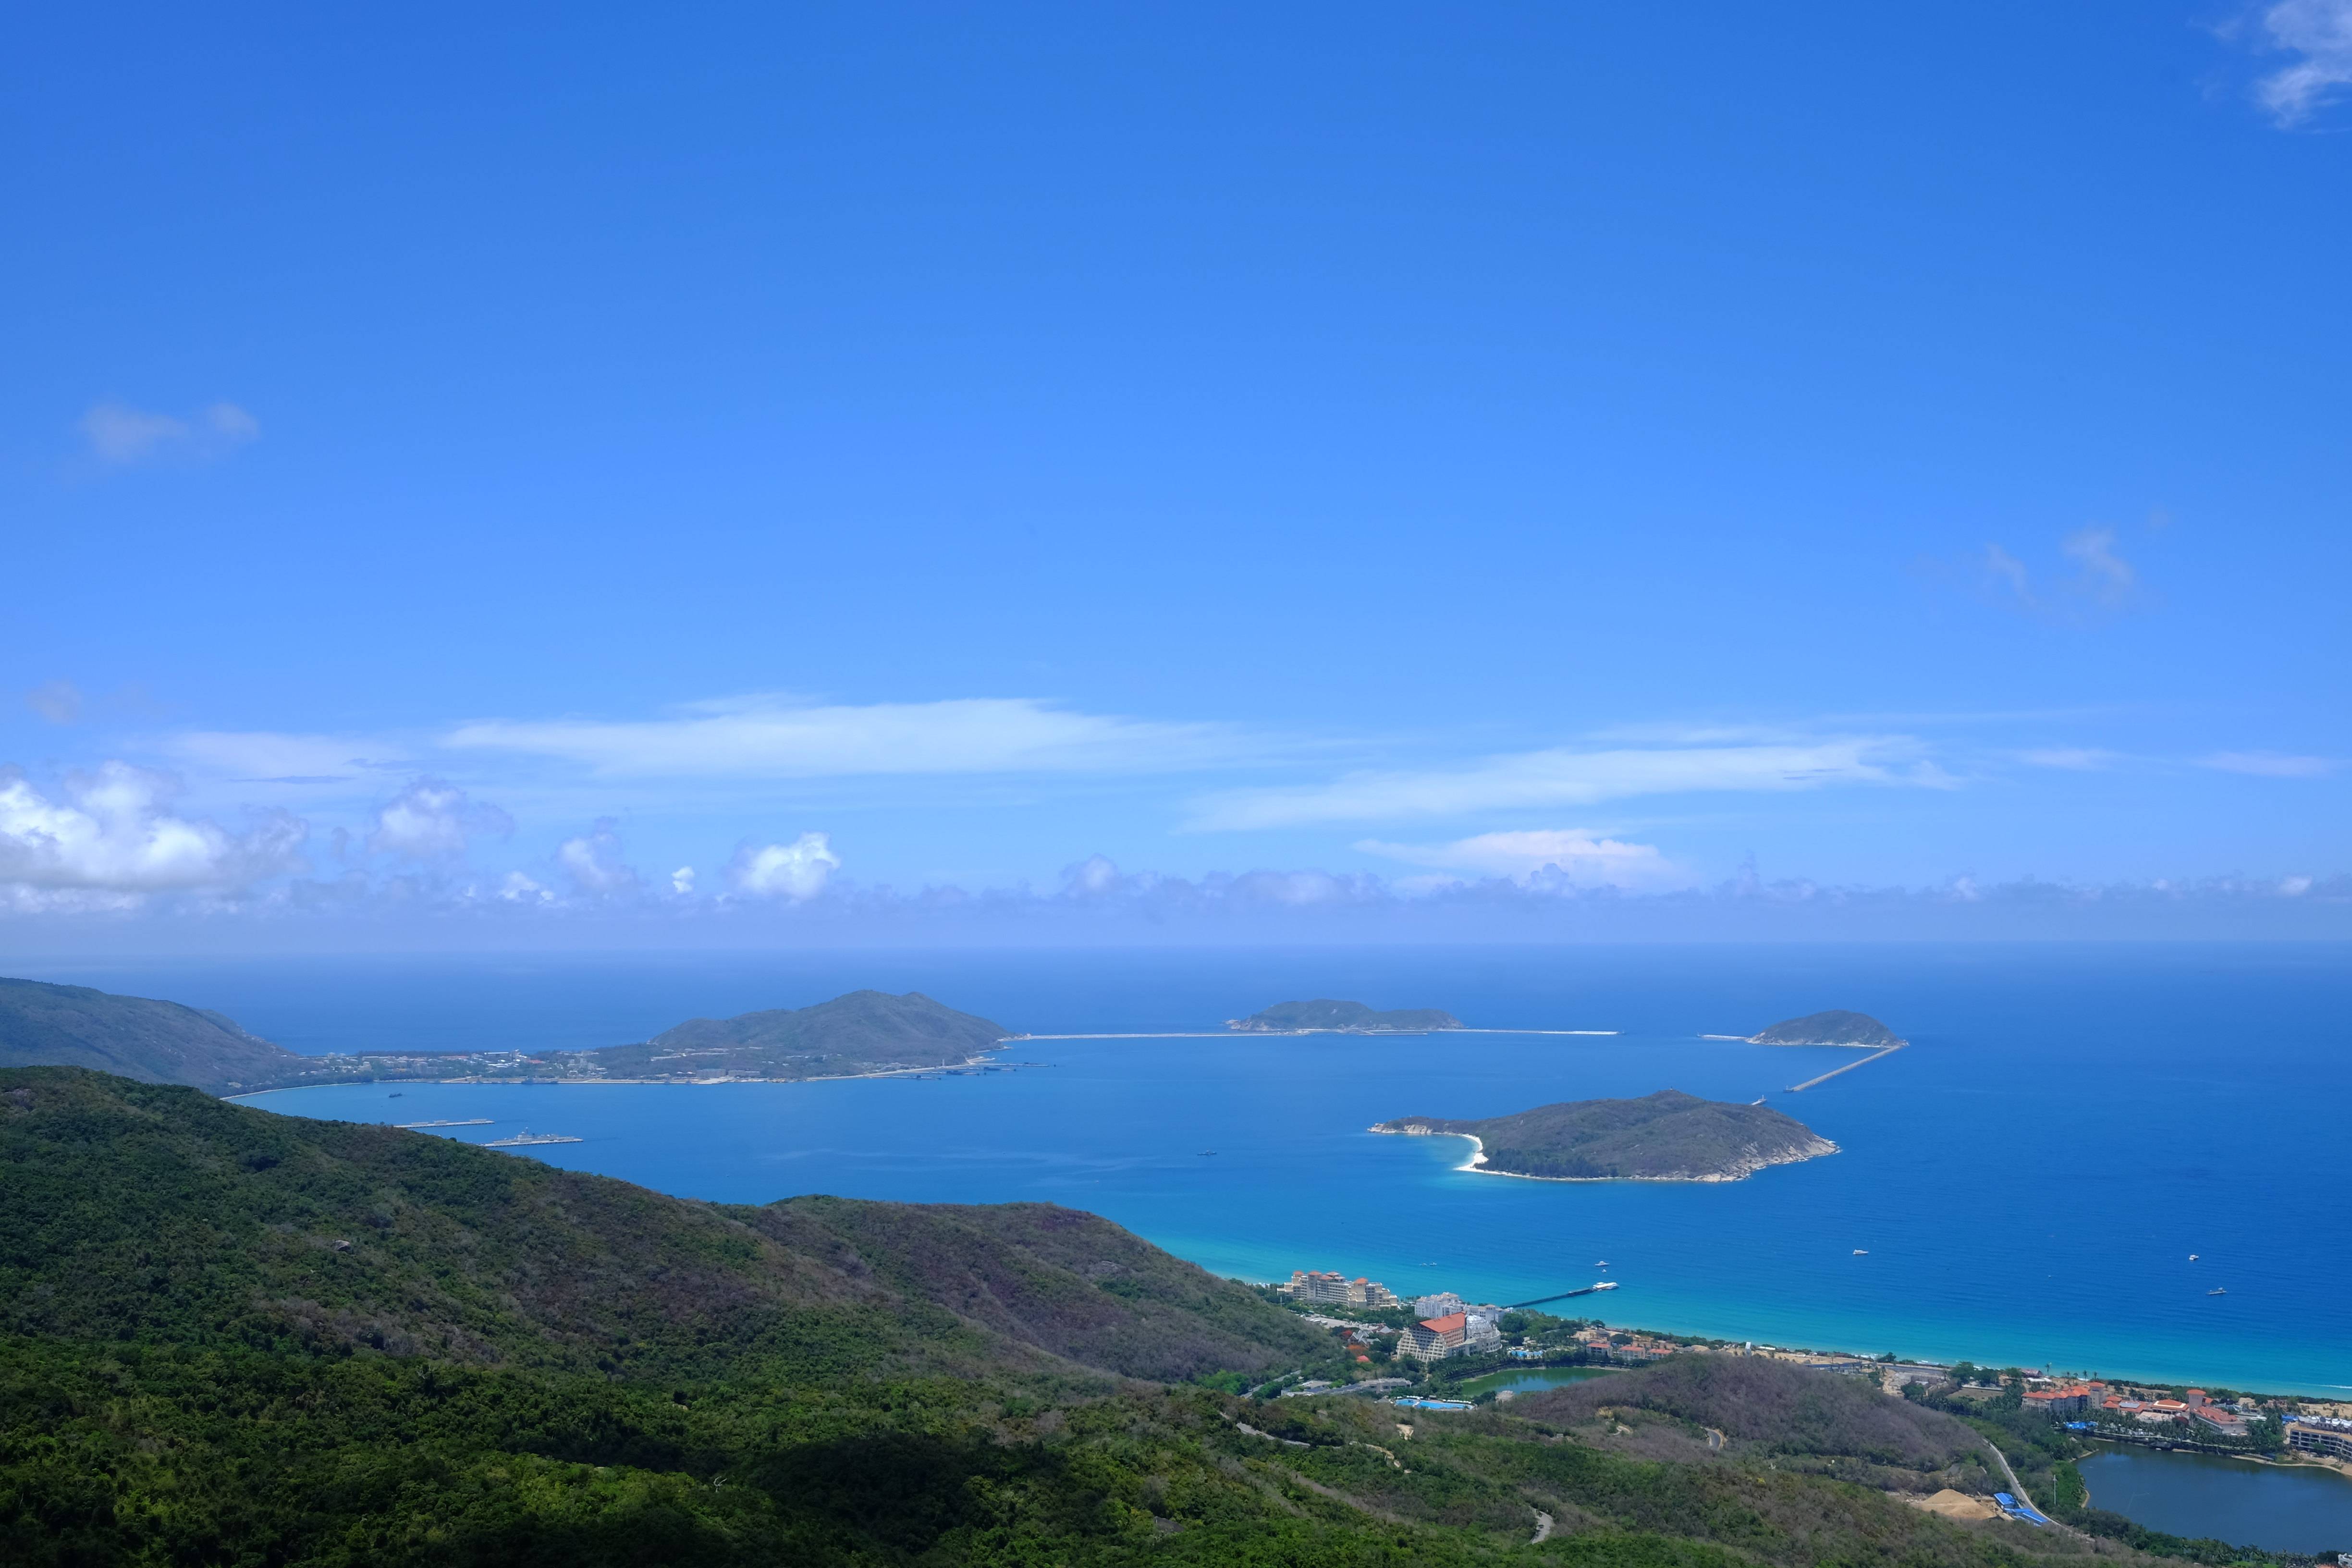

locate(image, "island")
[[1227, 999, 1464, 1034], [1370, 1089, 1836, 1181], [0, 977, 1010, 1095], [1747, 1010, 1905, 1048]]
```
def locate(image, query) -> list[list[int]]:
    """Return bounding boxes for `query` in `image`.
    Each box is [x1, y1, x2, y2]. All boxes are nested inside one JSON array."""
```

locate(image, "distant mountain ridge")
[[0, 978, 1007, 1094], [0, 977, 307, 1095], [1372, 1089, 1836, 1181], [1748, 1010, 1905, 1048], [1228, 998, 1463, 1033]]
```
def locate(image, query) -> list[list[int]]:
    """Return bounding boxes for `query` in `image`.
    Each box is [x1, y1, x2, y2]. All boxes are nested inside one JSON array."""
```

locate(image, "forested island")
[[1372, 1089, 1837, 1181], [1228, 999, 1464, 1033], [1748, 1009, 1905, 1047], [0, 977, 1008, 1095]]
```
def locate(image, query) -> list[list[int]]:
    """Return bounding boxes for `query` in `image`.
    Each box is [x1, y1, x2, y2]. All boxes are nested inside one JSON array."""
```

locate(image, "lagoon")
[[2080, 1445, 2352, 1552]]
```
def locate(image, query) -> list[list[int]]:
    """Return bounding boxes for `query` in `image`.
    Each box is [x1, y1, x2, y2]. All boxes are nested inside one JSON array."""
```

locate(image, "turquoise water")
[[40, 944, 2352, 1394], [2079, 1446, 2352, 1552]]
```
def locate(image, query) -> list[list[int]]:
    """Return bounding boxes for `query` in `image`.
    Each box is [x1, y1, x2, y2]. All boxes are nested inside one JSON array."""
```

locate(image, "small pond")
[[2079, 1444, 2352, 1553], [1455, 1365, 1624, 1400]]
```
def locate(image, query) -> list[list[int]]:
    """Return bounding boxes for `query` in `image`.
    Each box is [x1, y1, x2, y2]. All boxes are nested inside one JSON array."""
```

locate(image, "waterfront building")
[[1413, 1291, 1465, 1318], [1345, 1277, 1399, 1308], [2190, 1406, 2250, 1439], [2288, 1421, 2352, 1460]]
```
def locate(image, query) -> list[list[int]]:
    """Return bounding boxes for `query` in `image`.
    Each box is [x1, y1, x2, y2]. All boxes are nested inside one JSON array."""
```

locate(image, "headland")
[[1372, 1090, 1836, 1181]]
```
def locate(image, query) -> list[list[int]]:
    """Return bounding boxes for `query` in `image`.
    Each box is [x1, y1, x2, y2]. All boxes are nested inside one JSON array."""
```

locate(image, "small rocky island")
[[1747, 1010, 1905, 1047], [1227, 1000, 1464, 1034], [1371, 1090, 1836, 1181]]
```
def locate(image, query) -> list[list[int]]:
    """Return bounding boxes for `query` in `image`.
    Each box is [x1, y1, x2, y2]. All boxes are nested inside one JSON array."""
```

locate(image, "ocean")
[[28, 943, 2352, 1396]]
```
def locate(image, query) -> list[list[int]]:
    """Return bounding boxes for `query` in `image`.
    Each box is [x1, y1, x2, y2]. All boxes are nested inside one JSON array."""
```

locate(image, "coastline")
[[222, 1050, 1011, 1100], [1371, 1125, 1840, 1184]]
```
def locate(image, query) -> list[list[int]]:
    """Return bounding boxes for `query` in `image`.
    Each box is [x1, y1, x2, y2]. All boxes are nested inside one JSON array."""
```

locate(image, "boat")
[[1853, 1249, 1869, 1256], [397, 1118, 492, 1129], [1591, 1280, 1620, 1292], [2207, 1287, 2227, 1296], [1595, 1261, 1609, 1268], [484, 1129, 582, 1147], [2189, 1253, 2199, 1261], [1197, 1150, 1216, 1156]]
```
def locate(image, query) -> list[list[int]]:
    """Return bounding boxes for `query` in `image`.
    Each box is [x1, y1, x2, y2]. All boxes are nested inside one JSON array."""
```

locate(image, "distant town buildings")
[[1280, 1270, 1399, 1308]]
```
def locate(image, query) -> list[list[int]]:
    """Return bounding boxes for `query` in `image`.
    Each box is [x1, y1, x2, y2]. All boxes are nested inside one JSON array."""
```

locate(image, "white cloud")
[[1359, 828, 1689, 889], [1976, 527, 2140, 618], [79, 401, 260, 465], [24, 681, 82, 724], [2059, 526, 2134, 607], [442, 695, 1240, 778], [555, 818, 641, 896], [166, 731, 408, 783], [367, 779, 515, 860], [2201, 750, 2338, 778], [1190, 736, 1943, 831], [0, 761, 305, 903], [671, 866, 697, 895], [2254, 0, 2352, 124], [728, 832, 841, 899], [497, 871, 554, 904]]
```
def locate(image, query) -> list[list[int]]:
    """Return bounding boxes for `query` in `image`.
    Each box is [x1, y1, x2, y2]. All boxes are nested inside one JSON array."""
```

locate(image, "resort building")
[[2190, 1406, 2251, 1439], [1413, 1291, 1465, 1318], [1397, 1311, 1503, 1362], [2287, 1421, 2352, 1460], [1283, 1270, 1399, 1307]]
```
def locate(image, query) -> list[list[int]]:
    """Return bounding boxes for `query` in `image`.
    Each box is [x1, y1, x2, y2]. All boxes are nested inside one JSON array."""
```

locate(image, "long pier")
[[1786, 1044, 1903, 1093], [1503, 1283, 1618, 1310]]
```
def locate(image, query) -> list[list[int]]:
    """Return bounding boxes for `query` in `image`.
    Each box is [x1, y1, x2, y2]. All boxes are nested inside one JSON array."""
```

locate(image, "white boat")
[[397, 1118, 492, 1128], [1591, 1280, 1620, 1292], [1852, 1249, 1869, 1256], [2207, 1287, 2227, 1296], [485, 1129, 582, 1147]]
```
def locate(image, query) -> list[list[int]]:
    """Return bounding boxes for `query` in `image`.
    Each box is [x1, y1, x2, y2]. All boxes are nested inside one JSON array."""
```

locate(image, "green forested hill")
[[0, 1066, 2157, 1565], [1372, 1090, 1837, 1181], [1229, 1000, 1463, 1032], [0, 976, 305, 1094]]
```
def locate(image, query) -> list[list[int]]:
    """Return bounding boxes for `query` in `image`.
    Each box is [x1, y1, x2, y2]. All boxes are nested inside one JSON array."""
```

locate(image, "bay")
[[38, 942, 2352, 1394]]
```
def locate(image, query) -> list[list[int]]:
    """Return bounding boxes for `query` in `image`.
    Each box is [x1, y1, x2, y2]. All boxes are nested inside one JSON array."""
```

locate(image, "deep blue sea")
[[26, 944, 2352, 1399]]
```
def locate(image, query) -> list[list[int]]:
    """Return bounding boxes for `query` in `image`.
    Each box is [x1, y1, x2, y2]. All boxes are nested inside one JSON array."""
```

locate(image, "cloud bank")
[[80, 401, 259, 465], [2254, 0, 2352, 124], [443, 696, 1242, 778], [0, 763, 305, 911], [1191, 736, 1944, 830]]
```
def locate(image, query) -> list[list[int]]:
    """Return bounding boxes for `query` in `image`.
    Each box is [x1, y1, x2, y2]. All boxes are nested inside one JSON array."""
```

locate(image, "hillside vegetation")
[[1372, 1090, 1837, 1181], [1748, 1011, 1905, 1048], [1229, 1000, 1463, 1033], [1, 1066, 2159, 1565], [0, 976, 306, 1094]]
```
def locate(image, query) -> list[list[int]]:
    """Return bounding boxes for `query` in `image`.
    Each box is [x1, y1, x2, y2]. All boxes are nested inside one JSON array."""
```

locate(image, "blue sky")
[[4, 2, 2349, 946]]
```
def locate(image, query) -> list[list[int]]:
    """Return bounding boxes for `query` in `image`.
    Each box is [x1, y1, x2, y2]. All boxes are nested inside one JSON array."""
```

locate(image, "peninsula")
[[1228, 999, 1463, 1034], [1748, 1010, 1905, 1048], [1372, 1089, 1836, 1181], [0, 978, 1009, 1095]]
